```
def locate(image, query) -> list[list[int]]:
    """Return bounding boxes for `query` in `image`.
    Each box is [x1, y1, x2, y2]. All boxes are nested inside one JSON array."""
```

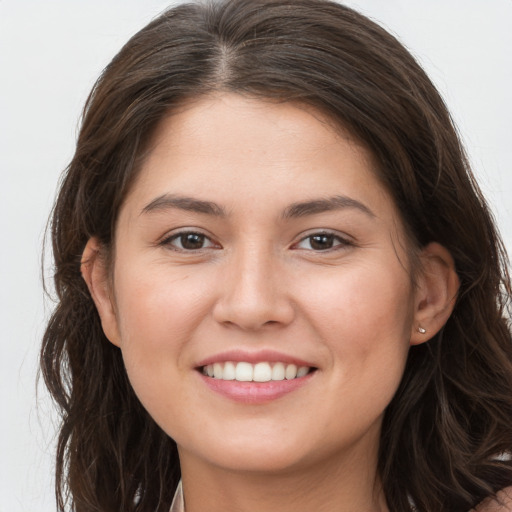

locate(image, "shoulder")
[[473, 487, 512, 512]]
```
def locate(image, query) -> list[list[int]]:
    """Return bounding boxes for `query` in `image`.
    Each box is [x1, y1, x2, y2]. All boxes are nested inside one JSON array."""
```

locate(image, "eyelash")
[[293, 231, 353, 252], [160, 230, 352, 253], [160, 231, 219, 251]]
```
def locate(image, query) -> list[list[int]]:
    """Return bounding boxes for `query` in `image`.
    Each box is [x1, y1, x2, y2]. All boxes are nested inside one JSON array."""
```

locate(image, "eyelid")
[[159, 228, 222, 251], [291, 229, 354, 251], [157, 227, 353, 252]]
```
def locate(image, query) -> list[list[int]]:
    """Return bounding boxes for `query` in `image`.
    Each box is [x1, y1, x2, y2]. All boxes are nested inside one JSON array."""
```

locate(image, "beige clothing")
[[170, 480, 184, 512]]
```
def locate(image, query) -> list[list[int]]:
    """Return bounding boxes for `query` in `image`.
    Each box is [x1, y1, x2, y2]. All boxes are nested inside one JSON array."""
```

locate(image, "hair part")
[[42, 1, 512, 511]]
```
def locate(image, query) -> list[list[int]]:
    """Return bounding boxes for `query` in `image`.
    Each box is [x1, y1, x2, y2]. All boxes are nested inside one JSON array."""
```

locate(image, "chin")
[[178, 432, 317, 475], [209, 450, 309, 474]]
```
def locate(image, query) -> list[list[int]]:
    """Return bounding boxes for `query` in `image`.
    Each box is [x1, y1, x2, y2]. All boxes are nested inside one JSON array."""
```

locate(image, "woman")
[[41, 0, 512, 510]]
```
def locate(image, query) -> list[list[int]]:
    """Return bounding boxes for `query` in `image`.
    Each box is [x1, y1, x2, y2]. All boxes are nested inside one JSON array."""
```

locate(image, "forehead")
[[121, 93, 399, 226]]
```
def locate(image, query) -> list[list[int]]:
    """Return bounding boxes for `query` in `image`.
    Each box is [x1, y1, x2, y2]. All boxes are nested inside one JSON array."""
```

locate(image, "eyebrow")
[[141, 194, 227, 217], [140, 193, 375, 219], [282, 195, 375, 219]]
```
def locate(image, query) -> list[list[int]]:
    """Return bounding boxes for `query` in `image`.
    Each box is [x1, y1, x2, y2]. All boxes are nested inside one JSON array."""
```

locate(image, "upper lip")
[[195, 349, 316, 369]]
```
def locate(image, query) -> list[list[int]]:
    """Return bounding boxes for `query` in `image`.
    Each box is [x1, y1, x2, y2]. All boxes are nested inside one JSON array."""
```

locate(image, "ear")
[[81, 238, 121, 347], [410, 242, 460, 345]]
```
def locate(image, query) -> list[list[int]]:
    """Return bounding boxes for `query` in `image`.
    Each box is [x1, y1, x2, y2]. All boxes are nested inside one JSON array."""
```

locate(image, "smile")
[[201, 361, 313, 382]]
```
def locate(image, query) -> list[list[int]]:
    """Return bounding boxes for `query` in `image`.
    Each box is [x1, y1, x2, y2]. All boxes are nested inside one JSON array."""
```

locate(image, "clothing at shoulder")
[[473, 487, 512, 512]]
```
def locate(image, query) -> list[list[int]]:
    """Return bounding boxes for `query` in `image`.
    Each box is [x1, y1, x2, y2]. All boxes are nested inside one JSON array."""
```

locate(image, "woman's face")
[[98, 94, 421, 475]]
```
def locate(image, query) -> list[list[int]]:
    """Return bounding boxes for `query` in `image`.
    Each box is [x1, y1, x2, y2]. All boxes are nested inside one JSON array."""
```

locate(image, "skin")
[[83, 93, 459, 512]]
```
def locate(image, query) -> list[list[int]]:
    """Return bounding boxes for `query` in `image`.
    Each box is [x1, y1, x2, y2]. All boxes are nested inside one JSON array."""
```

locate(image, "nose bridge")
[[213, 240, 294, 329], [235, 242, 276, 301]]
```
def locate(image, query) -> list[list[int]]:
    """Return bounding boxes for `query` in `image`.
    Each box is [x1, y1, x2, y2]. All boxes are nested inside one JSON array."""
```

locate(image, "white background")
[[1, 1, 511, 510]]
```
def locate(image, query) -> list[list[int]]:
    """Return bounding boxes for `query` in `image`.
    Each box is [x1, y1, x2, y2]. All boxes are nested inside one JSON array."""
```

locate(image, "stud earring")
[[418, 326, 426, 334]]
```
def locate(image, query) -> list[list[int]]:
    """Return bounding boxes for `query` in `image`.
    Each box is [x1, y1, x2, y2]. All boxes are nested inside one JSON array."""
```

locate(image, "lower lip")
[[199, 372, 315, 404]]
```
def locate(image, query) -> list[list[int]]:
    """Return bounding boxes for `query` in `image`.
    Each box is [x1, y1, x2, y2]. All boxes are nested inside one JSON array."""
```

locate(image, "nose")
[[212, 245, 295, 331]]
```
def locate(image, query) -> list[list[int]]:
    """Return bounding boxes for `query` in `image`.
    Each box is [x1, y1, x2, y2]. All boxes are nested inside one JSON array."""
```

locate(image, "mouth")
[[199, 361, 316, 382]]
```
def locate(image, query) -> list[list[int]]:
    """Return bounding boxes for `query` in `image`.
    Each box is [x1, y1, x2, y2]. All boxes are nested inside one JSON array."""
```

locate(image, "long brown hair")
[[41, 1, 512, 510]]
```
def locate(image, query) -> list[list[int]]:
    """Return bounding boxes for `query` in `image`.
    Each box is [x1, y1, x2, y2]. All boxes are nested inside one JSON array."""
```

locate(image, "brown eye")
[[164, 232, 217, 251], [309, 234, 335, 250], [180, 233, 206, 249], [295, 232, 351, 251]]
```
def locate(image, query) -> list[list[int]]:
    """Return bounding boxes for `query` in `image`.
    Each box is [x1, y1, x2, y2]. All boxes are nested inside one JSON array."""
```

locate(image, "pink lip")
[[198, 371, 315, 404], [195, 349, 315, 368]]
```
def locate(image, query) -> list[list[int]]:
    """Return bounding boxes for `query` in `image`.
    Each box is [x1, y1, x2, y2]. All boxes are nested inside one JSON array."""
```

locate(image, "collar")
[[170, 480, 185, 512]]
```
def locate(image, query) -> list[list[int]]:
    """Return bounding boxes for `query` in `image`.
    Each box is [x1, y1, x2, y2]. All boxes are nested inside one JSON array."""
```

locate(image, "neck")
[[178, 441, 389, 512]]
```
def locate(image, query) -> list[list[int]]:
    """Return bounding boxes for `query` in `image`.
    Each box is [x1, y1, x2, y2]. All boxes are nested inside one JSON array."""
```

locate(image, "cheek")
[[111, 268, 211, 431], [111, 262, 215, 398], [305, 259, 414, 336], [115, 261, 208, 338], [303, 260, 414, 391]]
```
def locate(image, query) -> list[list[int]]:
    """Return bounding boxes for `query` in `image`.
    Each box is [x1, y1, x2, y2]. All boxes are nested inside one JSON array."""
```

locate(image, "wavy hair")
[[41, 0, 512, 510]]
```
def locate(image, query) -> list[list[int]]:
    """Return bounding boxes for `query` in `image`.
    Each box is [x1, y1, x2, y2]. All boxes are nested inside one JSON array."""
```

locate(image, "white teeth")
[[297, 366, 309, 378], [271, 362, 285, 381], [253, 362, 272, 382], [213, 362, 223, 379], [285, 364, 297, 380], [223, 361, 236, 380], [202, 361, 312, 381], [235, 362, 253, 381]]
